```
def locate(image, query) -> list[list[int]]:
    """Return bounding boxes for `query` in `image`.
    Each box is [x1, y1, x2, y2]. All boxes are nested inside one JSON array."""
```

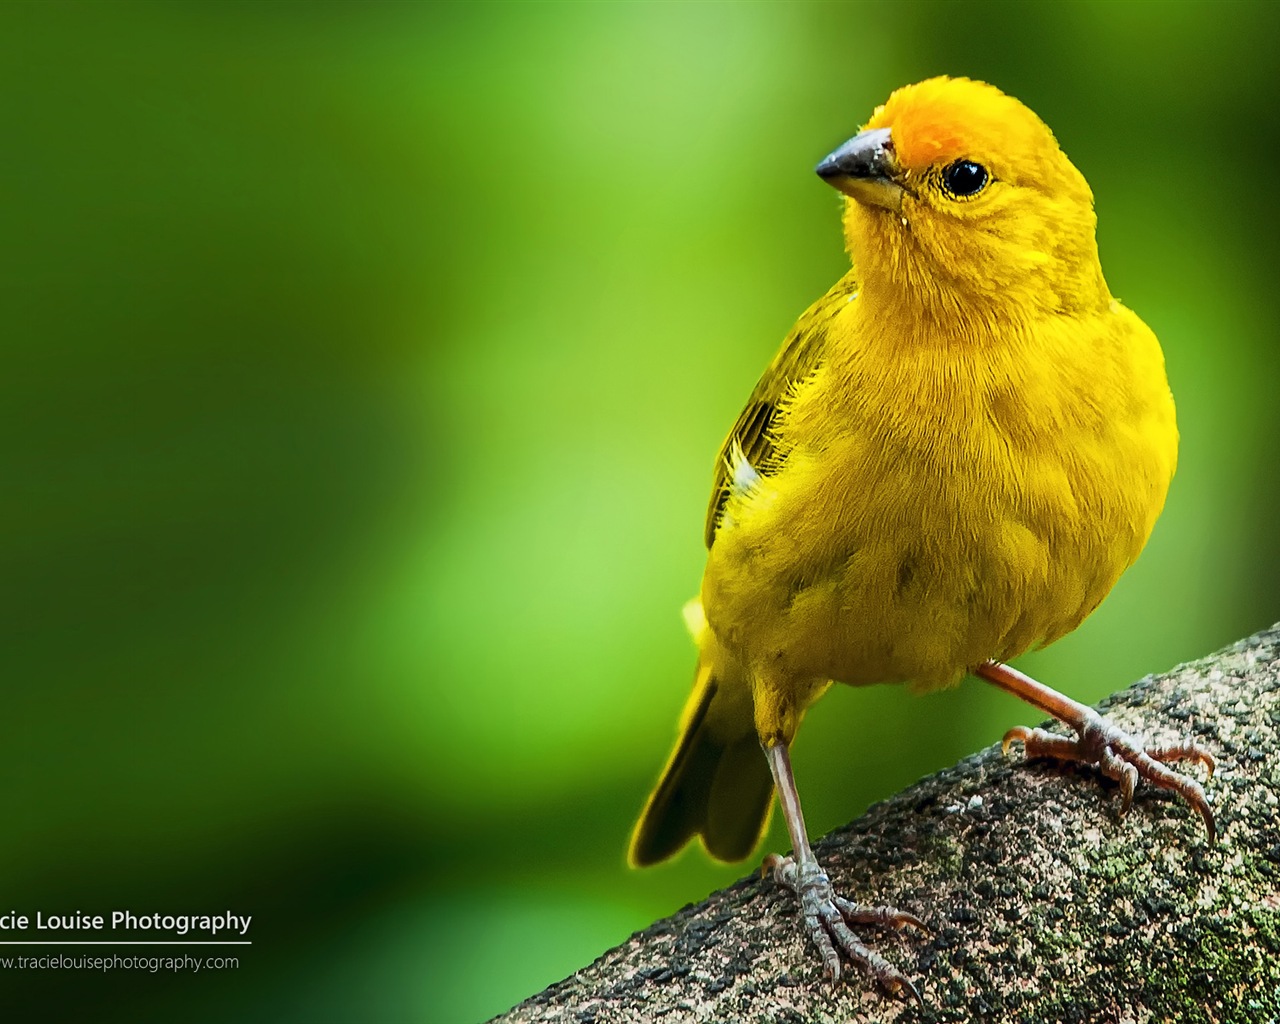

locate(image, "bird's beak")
[[815, 127, 904, 213]]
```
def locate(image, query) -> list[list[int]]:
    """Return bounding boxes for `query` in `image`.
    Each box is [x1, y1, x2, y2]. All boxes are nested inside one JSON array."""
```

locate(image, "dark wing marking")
[[703, 272, 858, 547]]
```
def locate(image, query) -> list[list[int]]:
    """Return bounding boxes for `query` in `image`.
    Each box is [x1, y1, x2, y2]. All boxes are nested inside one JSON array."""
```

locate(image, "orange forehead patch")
[[864, 76, 1048, 173]]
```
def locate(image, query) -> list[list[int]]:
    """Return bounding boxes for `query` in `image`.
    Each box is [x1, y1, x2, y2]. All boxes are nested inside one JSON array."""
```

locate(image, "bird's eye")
[[942, 159, 989, 198]]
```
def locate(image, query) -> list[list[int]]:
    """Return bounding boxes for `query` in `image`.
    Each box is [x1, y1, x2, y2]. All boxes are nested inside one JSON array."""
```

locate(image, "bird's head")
[[818, 77, 1108, 319]]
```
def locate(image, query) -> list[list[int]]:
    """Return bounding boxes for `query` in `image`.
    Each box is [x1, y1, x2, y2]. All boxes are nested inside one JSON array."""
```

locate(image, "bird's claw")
[[1002, 712, 1216, 843], [764, 853, 925, 1002]]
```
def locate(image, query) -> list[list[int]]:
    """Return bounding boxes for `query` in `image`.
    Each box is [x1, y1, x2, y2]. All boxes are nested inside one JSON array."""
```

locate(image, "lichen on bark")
[[494, 626, 1280, 1024]]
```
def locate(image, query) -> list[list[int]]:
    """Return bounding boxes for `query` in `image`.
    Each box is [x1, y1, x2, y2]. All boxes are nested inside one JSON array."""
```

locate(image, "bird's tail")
[[628, 600, 774, 867]]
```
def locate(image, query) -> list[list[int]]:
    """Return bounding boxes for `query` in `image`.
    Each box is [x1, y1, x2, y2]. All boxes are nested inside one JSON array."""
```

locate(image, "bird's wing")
[[704, 272, 857, 547]]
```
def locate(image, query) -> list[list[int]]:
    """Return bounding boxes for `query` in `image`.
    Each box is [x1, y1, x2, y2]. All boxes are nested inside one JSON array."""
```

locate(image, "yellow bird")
[[630, 77, 1215, 1000]]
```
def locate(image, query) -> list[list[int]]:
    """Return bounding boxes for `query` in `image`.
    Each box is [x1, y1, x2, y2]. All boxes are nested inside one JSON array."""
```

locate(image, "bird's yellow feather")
[[634, 75, 1176, 864]]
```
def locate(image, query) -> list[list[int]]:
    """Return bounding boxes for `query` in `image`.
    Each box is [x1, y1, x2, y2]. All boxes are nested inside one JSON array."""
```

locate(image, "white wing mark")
[[727, 438, 761, 497]]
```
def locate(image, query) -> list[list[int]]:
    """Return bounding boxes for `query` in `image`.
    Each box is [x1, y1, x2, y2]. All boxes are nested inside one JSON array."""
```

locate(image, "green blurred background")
[[3, 1, 1278, 1021]]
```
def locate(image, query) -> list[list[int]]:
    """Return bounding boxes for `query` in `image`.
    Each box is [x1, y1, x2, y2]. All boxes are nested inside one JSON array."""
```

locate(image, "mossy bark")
[[494, 626, 1280, 1023]]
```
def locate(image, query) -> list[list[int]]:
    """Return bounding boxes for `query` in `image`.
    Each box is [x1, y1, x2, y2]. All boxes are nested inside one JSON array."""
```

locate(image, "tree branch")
[[494, 626, 1280, 1023]]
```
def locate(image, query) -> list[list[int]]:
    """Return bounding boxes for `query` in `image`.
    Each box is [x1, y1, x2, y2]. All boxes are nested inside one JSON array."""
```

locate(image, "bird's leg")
[[975, 661, 1216, 842], [761, 742, 927, 1002]]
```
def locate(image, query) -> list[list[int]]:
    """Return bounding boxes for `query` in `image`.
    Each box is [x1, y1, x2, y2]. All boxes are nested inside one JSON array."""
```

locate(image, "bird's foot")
[[1003, 710, 1216, 843], [763, 853, 927, 1003]]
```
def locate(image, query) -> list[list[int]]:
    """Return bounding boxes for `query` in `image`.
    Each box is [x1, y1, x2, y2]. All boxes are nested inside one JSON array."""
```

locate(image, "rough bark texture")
[[495, 626, 1280, 1024]]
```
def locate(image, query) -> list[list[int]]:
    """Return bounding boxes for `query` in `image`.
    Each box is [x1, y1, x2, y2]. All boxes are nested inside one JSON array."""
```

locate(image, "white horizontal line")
[[0, 941, 251, 946]]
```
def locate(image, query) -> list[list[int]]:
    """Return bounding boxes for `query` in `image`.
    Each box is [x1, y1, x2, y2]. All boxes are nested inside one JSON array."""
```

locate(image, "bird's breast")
[[701, 310, 1175, 692]]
